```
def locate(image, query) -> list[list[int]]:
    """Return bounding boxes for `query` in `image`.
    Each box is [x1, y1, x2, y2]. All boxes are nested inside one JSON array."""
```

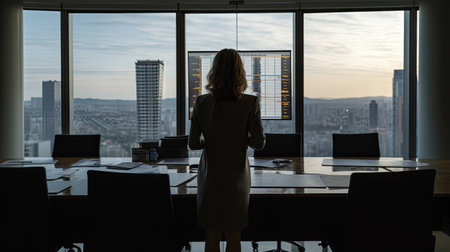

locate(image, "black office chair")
[[52, 134, 100, 252], [332, 133, 380, 158], [254, 133, 301, 157], [52, 134, 101, 157], [327, 169, 436, 252], [159, 135, 189, 158], [86, 170, 179, 251], [0, 167, 57, 252], [252, 133, 304, 252]]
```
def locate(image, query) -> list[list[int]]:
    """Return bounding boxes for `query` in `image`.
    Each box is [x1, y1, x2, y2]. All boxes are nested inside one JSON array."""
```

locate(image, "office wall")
[[6, 0, 450, 159], [418, 0, 450, 159], [0, 0, 24, 158]]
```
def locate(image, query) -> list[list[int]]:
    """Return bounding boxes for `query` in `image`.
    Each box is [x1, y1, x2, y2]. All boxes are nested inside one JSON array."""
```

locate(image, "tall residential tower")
[[42, 80, 61, 146], [135, 60, 164, 141]]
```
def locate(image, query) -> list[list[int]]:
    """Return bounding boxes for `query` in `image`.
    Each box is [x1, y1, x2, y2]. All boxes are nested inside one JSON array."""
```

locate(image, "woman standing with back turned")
[[189, 48, 266, 252]]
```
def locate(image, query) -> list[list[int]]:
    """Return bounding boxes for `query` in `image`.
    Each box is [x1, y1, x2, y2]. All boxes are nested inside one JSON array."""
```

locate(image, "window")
[[304, 11, 404, 157], [186, 13, 295, 156], [72, 13, 176, 157], [22, 8, 416, 158], [236, 13, 295, 134], [23, 10, 61, 157]]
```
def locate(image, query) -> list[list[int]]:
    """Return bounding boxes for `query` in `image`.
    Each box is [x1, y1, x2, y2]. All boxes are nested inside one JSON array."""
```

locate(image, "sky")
[[23, 10, 404, 101]]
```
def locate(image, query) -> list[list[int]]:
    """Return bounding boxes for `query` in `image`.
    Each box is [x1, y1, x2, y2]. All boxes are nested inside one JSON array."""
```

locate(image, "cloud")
[[304, 11, 404, 98]]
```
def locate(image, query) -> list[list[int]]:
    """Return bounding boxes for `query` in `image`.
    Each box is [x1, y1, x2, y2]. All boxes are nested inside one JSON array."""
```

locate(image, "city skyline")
[[24, 65, 402, 157], [24, 94, 397, 157]]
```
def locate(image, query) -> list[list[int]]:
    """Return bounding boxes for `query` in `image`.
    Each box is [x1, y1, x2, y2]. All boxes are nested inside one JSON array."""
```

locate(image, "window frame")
[[23, 6, 418, 158]]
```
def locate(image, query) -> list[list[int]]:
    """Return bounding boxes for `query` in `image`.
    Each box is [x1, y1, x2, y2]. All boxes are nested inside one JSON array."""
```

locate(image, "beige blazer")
[[189, 93, 265, 231]]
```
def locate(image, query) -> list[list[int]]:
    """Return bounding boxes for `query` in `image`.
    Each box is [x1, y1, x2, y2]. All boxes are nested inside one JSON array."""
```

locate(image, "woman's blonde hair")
[[206, 48, 247, 100]]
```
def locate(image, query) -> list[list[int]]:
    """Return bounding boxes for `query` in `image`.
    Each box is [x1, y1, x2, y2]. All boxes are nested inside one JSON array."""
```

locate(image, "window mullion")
[[61, 9, 73, 134]]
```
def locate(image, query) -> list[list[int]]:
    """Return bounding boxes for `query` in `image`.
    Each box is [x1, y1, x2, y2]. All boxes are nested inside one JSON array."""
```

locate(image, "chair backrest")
[[52, 134, 100, 157], [87, 170, 174, 251], [0, 167, 53, 252], [332, 133, 380, 158], [342, 169, 436, 252], [253, 133, 301, 157], [159, 135, 188, 158]]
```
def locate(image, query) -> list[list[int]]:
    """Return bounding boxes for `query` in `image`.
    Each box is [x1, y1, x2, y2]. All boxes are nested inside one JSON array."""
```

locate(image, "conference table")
[[3, 157, 450, 246]]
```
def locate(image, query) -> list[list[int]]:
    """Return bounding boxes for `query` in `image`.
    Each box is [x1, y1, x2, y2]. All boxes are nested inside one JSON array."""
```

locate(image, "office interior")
[[1, 0, 450, 251]]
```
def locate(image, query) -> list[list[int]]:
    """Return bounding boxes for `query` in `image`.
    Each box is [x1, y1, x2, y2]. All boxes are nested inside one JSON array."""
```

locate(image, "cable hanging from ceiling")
[[230, 1, 243, 50]]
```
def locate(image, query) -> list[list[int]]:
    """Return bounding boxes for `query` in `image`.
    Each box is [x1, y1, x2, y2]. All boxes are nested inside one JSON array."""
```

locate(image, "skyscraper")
[[392, 69, 404, 156], [31, 97, 42, 111], [42, 80, 61, 145], [369, 100, 378, 129], [135, 60, 164, 141]]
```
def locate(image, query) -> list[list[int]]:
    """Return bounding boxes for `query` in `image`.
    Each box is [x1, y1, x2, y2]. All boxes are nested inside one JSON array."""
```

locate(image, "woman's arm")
[[248, 96, 265, 150], [188, 97, 205, 150]]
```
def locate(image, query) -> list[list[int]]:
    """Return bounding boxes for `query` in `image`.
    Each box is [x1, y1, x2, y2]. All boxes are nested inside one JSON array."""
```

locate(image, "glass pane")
[[186, 13, 295, 156], [23, 10, 61, 157], [304, 11, 404, 157], [73, 13, 176, 157], [238, 13, 295, 134]]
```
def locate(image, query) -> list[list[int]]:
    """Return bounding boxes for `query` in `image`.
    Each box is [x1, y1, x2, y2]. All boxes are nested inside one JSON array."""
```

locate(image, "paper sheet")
[[186, 173, 326, 188], [140, 166, 197, 187], [71, 159, 101, 167], [167, 173, 198, 187], [320, 174, 351, 188], [47, 180, 72, 194], [46, 168, 78, 180], [1, 158, 57, 166], [322, 158, 429, 168], [157, 158, 198, 165]]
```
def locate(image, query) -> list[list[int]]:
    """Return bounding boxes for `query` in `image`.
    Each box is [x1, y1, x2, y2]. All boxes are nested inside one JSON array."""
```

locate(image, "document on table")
[[322, 158, 429, 168], [167, 173, 198, 187], [139, 165, 197, 187], [47, 180, 72, 194], [46, 168, 79, 181], [71, 159, 101, 167], [0, 158, 57, 166], [186, 173, 326, 188], [157, 158, 198, 165], [319, 174, 351, 188]]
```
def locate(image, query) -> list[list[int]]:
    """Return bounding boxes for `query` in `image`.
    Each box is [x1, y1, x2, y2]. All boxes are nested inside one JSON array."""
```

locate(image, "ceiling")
[[23, 0, 419, 11]]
